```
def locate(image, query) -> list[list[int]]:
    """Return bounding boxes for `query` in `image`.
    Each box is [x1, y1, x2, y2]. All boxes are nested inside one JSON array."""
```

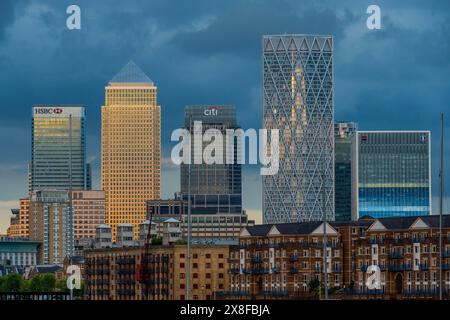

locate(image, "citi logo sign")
[[35, 108, 64, 115], [204, 107, 218, 116]]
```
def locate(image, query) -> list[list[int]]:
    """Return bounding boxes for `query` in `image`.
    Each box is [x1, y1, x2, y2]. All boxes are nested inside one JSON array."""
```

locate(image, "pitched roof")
[[109, 61, 153, 84]]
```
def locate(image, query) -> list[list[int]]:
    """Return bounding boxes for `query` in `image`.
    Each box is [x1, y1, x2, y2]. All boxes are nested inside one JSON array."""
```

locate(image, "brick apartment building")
[[222, 215, 450, 300], [84, 244, 229, 300]]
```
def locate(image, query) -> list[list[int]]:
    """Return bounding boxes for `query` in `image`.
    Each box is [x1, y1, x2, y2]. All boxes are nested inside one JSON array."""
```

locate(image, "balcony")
[[367, 238, 385, 245], [442, 264, 450, 270], [271, 267, 280, 273], [443, 251, 450, 258], [258, 290, 289, 297], [289, 255, 299, 262], [290, 267, 298, 274], [411, 237, 428, 243], [334, 267, 342, 273], [229, 268, 240, 274], [315, 266, 321, 273], [344, 288, 385, 295], [388, 264, 412, 271], [251, 256, 262, 263], [389, 252, 404, 259], [419, 263, 429, 271], [360, 265, 369, 272], [216, 290, 250, 297], [252, 268, 269, 275]]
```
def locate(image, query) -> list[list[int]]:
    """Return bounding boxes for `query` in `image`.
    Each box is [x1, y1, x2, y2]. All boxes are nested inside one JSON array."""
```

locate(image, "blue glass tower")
[[357, 131, 431, 218]]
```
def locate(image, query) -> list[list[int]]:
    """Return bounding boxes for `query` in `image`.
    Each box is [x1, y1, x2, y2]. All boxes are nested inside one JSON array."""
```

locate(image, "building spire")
[[109, 61, 153, 84]]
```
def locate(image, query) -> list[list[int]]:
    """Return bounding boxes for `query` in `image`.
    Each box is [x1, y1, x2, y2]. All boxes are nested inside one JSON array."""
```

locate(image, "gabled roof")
[[34, 264, 63, 273], [109, 61, 153, 84], [377, 216, 421, 230], [244, 224, 273, 237], [164, 218, 180, 223], [409, 217, 430, 229], [311, 222, 338, 235], [367, 220, 387, 232]]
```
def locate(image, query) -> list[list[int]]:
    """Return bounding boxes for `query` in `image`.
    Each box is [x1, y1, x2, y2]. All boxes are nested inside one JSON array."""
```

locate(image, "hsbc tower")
[[30, 105, 89, 192]]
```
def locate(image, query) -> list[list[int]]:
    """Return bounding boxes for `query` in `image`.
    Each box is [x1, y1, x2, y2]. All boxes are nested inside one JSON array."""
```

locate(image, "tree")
[[2, 273, 22, 292], [40, 273, 56, 292], [308, 278, 322, 295], [151, 237, 163, 245], [29, 275, 41, 292], [56, 278, 68, 292]]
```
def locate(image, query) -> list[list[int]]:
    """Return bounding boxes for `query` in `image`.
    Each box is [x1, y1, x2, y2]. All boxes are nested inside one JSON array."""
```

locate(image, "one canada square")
[[262, 35, 334, 223]]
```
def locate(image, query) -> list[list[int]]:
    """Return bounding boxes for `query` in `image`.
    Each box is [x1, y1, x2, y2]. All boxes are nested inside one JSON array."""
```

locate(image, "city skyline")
[[1, 1, 450, 233]]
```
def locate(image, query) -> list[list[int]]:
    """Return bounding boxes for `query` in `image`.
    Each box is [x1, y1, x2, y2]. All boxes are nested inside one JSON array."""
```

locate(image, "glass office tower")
[[357, 131, 431, 218], [262, 35, 334, 223], [335, 122, 357, 221], [30, 106, 87, 192], [180, 105, 242, 214], [101, 61, 161, 241]]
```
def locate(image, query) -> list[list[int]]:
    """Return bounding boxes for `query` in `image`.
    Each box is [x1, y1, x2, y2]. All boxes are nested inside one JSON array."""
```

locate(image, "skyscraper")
[[180, 105, 242, 215], [262, 35, 334, 223], [29, 190, 74, 264], [334, 122, 357, 221], [30, 105, 87, 192], [101, 61, 161, 240], [357, 131, 431, 218]]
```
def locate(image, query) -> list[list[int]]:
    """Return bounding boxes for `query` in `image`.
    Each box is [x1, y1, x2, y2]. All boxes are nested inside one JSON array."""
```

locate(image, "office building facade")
[[180, 105, 242, 214], [146, 198, 254, 243], [7, 198, 30, 238], [262, 35, 334, 223], [334, 122, 358, 221], [30, 105, 88, 192], [101, 61, 161, 241], [357, 131, 431, 218]]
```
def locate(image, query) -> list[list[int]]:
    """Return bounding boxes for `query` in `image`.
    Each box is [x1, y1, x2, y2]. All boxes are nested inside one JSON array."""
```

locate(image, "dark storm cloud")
[[172, 1, 355, 57], [1, 0, 450, 216], [0, 0, 19, 41]]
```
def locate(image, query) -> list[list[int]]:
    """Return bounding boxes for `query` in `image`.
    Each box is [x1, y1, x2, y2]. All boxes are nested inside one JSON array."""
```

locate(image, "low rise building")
[[84, 244, 229, 300], [221, 215, 450, 300], [0, 237, 40, 267]]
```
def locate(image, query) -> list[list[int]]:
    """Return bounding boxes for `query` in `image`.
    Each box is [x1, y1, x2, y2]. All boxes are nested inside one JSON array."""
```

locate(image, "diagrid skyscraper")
[[262, 35, 334, 223]]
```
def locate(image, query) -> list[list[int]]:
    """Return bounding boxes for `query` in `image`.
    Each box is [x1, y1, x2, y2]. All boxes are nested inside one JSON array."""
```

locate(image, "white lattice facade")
[[262, 35, 334, 223]]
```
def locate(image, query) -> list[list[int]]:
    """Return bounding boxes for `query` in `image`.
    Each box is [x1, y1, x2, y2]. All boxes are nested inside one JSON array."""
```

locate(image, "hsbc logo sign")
[[203, 107, 218, 116], [34, 108, 64, 115]]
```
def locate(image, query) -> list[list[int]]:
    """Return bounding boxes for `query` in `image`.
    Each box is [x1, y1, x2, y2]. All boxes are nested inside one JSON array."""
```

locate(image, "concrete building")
[[84, 244, 230, 300], [101, 61, 161, 241], [28, 190, 74, 264], [95, 224, 112, 249], [146, 198, 255, 243], [116, 224, 135, 247]]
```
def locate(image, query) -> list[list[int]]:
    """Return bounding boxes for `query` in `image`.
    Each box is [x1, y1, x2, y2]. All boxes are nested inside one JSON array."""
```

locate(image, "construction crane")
[[136, 207, 154, 299]]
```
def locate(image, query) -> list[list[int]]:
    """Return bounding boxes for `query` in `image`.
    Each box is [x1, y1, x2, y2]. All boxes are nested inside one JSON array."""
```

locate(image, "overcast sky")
[[1, 0, 450, 232]]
